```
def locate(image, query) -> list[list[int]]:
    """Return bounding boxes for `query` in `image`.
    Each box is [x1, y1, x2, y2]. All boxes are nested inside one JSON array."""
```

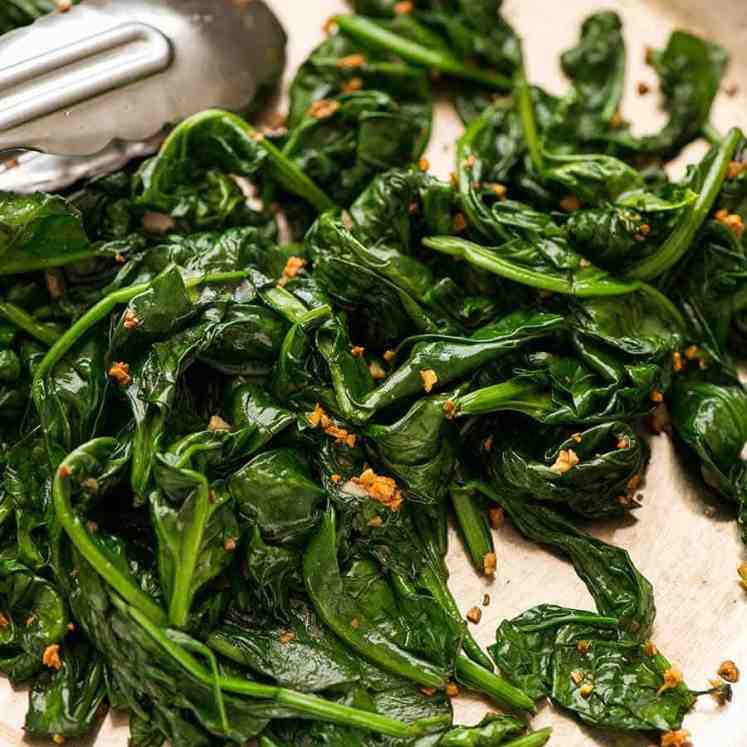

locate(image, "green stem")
[[450, 485, 494, 574], [701, 122, 723, 145], [0, 301, 59, 345], [53, 441, 168, 626], [420, 566, 494, 672], [333, 15, 512, 88], [165, 629, 229, 732], [731, 286, 747, 315], [127, 603, 426, 738], [260, 285, 332, 328], [456, 655, 535, 711], [423, 236, 639, 297], [515, 70, 543, 175], [626, 127, 743, 280], [453, 377, 553, 420], [256, 126, 336, 212], [167, 471, 210, 628], [517, 612, 619, 633], [503, 729, 553, 747], [0, 250, 99, 276]]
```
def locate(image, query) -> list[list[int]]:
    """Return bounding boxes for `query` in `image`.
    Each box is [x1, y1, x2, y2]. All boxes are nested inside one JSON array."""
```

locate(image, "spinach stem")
[[517, 613, 619, 632], [420, 565, 495, 672], [423, 236, 640, 296], [127, 602, 429, 738], [456, 654, 535, 711], [167, 470, 210, 629], [256, 124, 336, 212], [53, 440, 168, 626], [731, 286, 747, 315], [454, 377, 553, 419], [515, 69, 544, 175], [0, 250, 98, 276], [165, 630, 229, 732], [503, 729, 553, 747], [626, 127, 743, 280], [701, 122, 723, 145], [333, 15, 512, 88], [0, 301, 59, 345], [450, 485, 494, 574]]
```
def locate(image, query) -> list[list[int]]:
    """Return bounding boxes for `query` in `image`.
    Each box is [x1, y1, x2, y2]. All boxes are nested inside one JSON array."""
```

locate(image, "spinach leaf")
[[472, 483, 655, 634], [669, 376, 747, 542], [288, 33, 432, 135], [229, 449, 324, 544], [303, 506, 449, 689], [134, 110, 334, 219], [625, 129, 743, 279], [0, 193, 93, 275], [151, 442, 240, 628], [667, 218, 747, 363], [0, 558, 68, 684], [209, 598, 367, 692], [24, 639, 107, 740], [618, 31, 729, 159], [34, 335, 107, 463], [358, 310, 564, 415], [284, 91, 429, 206], [489, 420, 649, 517], [489, 604, 695, 732], [4, 437, 53, 569], [548, 11, 626, 142]]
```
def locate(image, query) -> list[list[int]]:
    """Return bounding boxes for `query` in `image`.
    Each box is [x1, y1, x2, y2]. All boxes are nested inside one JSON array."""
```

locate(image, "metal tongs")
[[0, 0, 286, 193]]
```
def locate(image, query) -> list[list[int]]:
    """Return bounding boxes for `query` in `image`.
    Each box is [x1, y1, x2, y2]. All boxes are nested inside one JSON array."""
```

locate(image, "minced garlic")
[[43, 644, 62, 670], [279, 256, 307, 286], [488, 507, 503, 529], [307, 403, 356, 447], [208, 415, 231, 432], [661, 730, 691, 747], [353, 468, 403, 511], [420, 369, 438, 393], [123, 309, 141, 330], [308, 99, 340, 120], [336, 54, 366, 68], [108, 362, 131, 387], [466, 606, 482, 624], [717, 660, 740, 683], [657, 665, 684, 694], [549, 449, 579, 475]]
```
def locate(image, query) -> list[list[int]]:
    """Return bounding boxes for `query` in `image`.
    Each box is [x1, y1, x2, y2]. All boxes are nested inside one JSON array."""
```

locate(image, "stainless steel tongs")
[[0, 0, 286, 193]]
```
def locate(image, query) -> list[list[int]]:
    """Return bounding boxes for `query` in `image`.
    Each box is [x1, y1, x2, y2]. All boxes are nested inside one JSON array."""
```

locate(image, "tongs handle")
[[0, 22, 171, 141]]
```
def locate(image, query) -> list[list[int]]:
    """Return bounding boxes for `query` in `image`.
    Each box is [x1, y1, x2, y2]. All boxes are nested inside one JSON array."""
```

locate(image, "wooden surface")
[[2, 1, 746, 745]]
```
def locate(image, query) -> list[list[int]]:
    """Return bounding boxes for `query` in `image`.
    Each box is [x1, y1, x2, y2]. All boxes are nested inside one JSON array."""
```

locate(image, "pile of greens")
[[0, 2, 744, 746]]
